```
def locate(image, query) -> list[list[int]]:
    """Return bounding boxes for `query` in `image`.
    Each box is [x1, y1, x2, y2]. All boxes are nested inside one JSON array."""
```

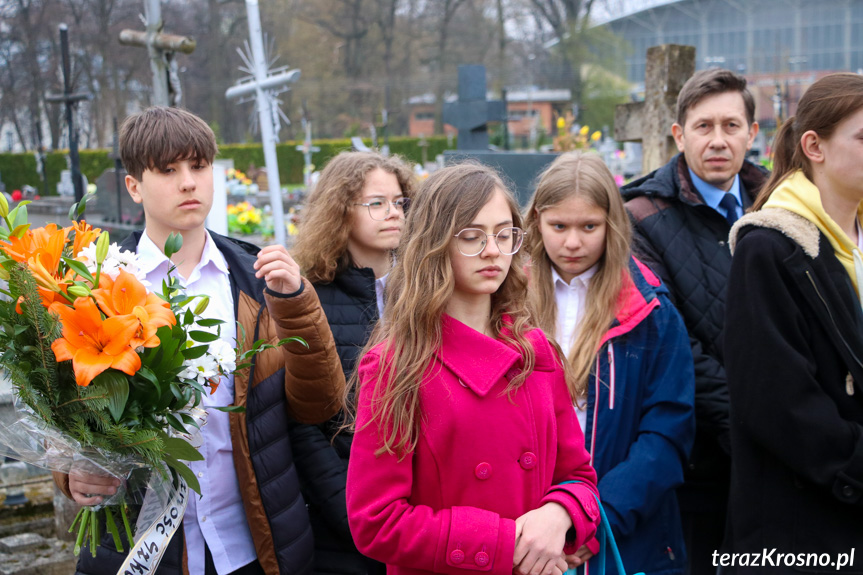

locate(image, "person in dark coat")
[[620, 68, 766, 575], [724, 73, 863, 573], [291, 151, 415, 575]]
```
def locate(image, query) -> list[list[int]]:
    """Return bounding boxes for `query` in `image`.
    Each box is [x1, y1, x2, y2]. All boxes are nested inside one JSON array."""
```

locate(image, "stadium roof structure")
[[600, 0, 863, 84]]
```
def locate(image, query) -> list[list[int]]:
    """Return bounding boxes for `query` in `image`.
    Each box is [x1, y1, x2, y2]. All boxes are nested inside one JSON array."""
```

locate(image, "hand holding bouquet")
[[0, 196, 302, 568]]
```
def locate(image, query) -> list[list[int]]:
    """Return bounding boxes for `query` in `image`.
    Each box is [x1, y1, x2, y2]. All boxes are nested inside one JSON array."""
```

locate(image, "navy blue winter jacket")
[[580, 258, 695, 575]]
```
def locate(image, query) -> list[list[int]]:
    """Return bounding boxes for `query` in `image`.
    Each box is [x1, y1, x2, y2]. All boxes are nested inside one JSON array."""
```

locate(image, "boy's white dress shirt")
[[136, 231, 256, 575]]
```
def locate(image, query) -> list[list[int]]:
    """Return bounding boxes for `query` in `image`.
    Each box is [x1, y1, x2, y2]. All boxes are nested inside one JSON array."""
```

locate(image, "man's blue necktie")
[[719, 192, 740, 226]]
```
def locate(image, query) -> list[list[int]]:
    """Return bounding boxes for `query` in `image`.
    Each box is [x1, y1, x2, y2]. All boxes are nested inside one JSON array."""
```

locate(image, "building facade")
[[605, 0, 863, 85], [407, 90, 572, 143]]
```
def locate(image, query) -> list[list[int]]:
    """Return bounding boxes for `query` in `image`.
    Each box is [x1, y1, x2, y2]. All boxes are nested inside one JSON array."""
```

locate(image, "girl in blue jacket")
[[525, 152, 695, 575]]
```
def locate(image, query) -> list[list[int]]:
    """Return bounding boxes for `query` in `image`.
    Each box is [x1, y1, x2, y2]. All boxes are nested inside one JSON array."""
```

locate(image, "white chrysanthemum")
[[208, 339, 237, 374], [78, 242, 149, 284], [179, 354, 220, 386]]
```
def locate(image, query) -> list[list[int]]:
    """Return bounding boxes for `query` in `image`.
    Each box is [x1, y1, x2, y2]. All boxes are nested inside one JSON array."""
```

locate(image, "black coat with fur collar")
[[724, 209, 863, 572]]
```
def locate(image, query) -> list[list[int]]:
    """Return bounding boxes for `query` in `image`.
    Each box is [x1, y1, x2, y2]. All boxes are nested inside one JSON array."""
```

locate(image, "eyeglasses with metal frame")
[[353, 197, 410, 221], [452, 227, 525, 257]]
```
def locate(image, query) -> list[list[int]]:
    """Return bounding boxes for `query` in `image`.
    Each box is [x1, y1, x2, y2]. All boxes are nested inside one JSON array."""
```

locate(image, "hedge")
[[0, 136, 454, 195]]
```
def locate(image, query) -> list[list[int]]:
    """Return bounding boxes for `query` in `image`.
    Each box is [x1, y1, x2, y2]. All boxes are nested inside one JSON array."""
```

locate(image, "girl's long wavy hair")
[[353, 162, 536, 458], [524, 152, 632, 400], [293, 151, 415, 282], [754, 73, 863, 210]]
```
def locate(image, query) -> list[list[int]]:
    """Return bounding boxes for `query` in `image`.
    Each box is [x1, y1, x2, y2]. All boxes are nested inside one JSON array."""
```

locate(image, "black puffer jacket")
[[621, 154, 768, 481], [289, 266, 384, 575]]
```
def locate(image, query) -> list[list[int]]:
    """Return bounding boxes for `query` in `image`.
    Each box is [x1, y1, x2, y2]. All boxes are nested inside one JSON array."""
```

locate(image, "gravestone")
[[444, 65, 506, 151], [92, 169, 143, 226], [56, 170, 89, 198], [443, 65, 558, 206], [614, 44, 696, 176], [0, 531, 76, 575], [207, 161, 229, 236], [86, 169, 143, 244]]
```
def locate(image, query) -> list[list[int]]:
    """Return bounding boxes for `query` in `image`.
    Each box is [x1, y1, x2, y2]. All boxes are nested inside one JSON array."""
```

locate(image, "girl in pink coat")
[[346, 163, 600, 575]]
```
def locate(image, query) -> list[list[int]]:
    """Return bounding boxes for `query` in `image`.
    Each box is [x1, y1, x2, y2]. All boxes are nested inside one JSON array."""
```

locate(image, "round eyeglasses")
[[353, 197, 410, 221], [453, 227, 525, 257]]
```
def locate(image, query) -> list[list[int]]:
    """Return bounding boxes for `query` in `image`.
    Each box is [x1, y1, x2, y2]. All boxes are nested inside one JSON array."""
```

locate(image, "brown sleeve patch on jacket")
[[263, 278, 346, 424], [52, 471, 72, 499]]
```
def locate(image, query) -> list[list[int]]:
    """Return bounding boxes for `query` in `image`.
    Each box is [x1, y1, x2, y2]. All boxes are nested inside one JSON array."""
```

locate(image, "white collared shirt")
[[136, 231, 256, 575], [375, 272, 388, 318], [552, 264, 598, 433]]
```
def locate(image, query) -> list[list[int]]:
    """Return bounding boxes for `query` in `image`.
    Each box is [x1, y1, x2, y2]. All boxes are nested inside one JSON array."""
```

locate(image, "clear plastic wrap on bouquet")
[[0, 394, 207, 555]]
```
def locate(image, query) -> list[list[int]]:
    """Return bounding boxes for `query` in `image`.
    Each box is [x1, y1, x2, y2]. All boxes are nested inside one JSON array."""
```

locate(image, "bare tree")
[[528, 0, 599, 118], [430, 0, 469, 133]]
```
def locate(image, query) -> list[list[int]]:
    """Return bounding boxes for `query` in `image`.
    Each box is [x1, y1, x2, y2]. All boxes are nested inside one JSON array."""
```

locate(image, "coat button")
[[475, 551, 490, 567], [475, 462, 493, 480], [842, 485, 855, 498], [579, 494, 598, 519], [520, 452, 537, 470], [450, 550, 464, 564]]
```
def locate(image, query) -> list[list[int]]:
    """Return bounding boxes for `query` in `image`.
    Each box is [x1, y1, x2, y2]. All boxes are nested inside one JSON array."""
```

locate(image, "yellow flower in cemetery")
[[591, 131, 602, 142], [580, 125, 590, 136]]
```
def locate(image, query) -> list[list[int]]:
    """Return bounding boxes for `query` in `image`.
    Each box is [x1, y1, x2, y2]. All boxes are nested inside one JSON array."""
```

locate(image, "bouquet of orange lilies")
[[0, 195, 297, 567]]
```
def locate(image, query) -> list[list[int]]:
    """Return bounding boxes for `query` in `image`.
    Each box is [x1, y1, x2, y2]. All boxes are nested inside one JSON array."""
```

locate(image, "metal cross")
[[295, 118, 320, 190], [225, 0, 300, 247]]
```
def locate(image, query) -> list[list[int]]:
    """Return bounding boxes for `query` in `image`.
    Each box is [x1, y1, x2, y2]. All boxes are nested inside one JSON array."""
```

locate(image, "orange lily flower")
[[92, 269, 176, 348], [50, 297, 141, 387], [27, 251, 72, 310], [0, 224, 68, 265], [68, 221, 101, 258], [1, 224, 70, 310], [29, 253, 62, 292]]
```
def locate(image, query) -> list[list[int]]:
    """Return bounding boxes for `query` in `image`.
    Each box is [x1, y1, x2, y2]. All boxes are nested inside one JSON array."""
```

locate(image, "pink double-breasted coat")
[[346, 314, 600, 575]]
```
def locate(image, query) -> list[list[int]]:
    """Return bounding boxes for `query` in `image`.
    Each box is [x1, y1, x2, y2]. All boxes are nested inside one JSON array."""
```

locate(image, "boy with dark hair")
[[621, 69, 768, 575], [54, 106, 346, 575]]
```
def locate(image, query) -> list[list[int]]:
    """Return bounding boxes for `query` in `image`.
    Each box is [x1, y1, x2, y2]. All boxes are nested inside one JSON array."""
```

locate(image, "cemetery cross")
[[443, 65, 506, 151], [614, 44, 696, 176], [296, 117, 320, 190], [119, 0, 196, 107]]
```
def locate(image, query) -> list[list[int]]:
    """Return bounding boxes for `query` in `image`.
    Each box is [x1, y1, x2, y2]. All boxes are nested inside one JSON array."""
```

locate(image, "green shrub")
[[0, 136, 454, 195]]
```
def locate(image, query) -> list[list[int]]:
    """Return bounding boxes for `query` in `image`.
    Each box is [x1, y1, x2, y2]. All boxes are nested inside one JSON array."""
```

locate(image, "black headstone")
[[443, 65, 506, 151], [444, 150, 559, 207], [442, 64, 558, 206], [88, 168, 144, 243]]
